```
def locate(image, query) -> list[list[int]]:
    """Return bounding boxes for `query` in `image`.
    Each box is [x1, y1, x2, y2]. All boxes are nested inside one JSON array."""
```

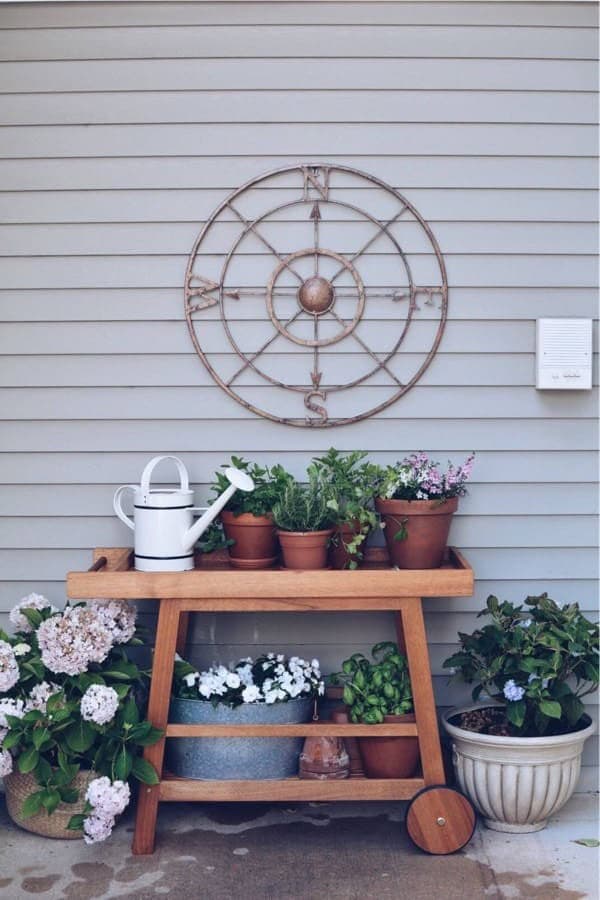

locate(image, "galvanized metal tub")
[[167, 696, 313, 780]]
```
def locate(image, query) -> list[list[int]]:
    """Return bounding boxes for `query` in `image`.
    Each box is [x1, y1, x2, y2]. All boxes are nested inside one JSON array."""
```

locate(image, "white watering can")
[[113, 455, 254, 572]]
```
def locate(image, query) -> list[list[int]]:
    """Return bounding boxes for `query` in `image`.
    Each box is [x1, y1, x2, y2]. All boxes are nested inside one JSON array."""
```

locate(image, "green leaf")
[[65, 720, 96, 754], [113, 746, 133, 781], [32, 727, 50, 751], [102, 661, 138, 681], [123, 698, 140, 726], [131, 756, 160, 785], [67, 813, 85, 831], [539, 700, 562, 720], [572, 839, 600, 848], [41, 789, 61, 815], [2, 730, 22, 750], [20, 790, 45, 819], [34, 756, 53, 785], [58, 787, 80, 804], [18, 748, 40, 774], [506, 700, 526, 729], [21, 607, 43, 629], [135, 727, 164, 748]]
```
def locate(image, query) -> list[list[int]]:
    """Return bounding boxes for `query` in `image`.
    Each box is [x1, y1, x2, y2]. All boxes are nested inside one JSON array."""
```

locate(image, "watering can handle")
[[140, 455, 190, 494], [113, 485, 137, 530]]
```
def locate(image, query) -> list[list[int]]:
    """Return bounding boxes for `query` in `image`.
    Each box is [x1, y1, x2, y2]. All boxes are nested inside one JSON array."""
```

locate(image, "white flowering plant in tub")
[[0, 594, 162, 843], [173, 653, 325, 707], [444, 593, 599, 737]]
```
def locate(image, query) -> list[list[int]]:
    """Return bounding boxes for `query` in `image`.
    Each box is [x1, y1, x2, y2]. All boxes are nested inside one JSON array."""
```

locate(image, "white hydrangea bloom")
[[9, 593, 58, 634], [0, 640, 19, 692], [83, 813, 114, 845], [0, 749, 13, 777], [80, 685, 120, 725], [12, 643, 31, 657], [241, 684, 261, 703], [37, 606, 114, 676], [0, 697, 25, 742], [25, 681, 60, 714], [86, 777, 130, 818]]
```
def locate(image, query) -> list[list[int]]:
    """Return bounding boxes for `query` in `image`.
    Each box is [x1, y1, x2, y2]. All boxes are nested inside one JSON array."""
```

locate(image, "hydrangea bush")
[[379, 452, 475, 503], [444, 594, 599, 737], [0, 593, 162, 843], [173, 653, 324, 707]]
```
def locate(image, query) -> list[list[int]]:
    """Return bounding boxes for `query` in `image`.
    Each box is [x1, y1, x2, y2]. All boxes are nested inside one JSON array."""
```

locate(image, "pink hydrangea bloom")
[[0, 697, 25, 742], [89, 600, 136, 645], [25, 681, 61, 714], [0, 640, 19, 692], [0, 749, 13, 777], [9, 593, 58, 633], [82, 814, 114, 845], [86, 777, 130, 818], [37, 606, 114, 676]]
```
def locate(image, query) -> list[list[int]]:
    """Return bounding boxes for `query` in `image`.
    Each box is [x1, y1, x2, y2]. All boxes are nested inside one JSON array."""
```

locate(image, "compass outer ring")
[[183, 162, 448, 427]]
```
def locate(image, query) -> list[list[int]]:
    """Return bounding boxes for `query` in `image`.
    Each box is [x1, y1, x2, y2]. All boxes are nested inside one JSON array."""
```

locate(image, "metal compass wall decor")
[[184, 163, 447, 427]]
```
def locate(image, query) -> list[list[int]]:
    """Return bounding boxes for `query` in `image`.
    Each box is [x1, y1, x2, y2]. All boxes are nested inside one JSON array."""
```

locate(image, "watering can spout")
[[182, 467, 255, 552]]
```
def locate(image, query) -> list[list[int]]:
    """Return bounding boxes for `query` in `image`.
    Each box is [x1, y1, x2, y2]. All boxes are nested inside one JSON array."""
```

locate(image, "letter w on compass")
[[186, 274, 240, 312]]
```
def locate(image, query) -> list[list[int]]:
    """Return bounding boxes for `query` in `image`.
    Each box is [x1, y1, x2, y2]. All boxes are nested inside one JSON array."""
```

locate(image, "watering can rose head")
[[113, 455, 254, 571]]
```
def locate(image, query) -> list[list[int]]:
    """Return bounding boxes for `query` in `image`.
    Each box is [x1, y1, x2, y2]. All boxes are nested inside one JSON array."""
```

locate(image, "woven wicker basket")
[[4, 769, 96, 839]]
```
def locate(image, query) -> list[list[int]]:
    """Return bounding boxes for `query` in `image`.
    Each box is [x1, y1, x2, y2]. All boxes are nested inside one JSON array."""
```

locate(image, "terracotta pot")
[[277, 529, 333, 570], [329, 521, 363, 570], [221, 510, 278, 569], [358, 714, 420, 779], [375, 497, 458, 569]]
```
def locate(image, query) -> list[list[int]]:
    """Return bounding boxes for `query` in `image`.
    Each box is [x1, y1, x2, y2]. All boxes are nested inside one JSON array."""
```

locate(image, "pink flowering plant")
[[0, 594, 162, 843], [379, 452, 475, 504], [444, 594, 599, 737]]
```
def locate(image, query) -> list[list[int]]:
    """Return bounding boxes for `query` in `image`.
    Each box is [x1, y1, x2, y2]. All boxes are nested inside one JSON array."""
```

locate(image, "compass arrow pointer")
[[310, 201, 321, 221]]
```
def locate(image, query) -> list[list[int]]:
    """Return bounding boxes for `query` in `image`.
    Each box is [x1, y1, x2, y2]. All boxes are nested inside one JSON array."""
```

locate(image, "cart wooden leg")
[[397, 600, 445, 786], [176, 611, 190, 657], [132, 599, 181, 855]]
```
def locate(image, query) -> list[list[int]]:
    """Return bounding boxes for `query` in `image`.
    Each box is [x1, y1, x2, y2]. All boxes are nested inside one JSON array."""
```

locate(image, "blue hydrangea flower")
[[519, 618, 533, 628], [503, 679, 525, 702]]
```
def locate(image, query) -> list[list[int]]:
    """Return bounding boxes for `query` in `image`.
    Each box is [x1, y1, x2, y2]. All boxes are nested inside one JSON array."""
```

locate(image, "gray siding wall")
[[0, 2, 597, 787]]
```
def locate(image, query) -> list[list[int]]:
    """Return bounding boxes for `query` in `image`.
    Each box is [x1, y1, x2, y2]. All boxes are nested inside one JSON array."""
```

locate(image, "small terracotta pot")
[[329, 520, 363, 570], [358, 713, 420, 779], [376, 497, 458, 569], [221, 511, 278, 569], [277, 529, 333, 570]]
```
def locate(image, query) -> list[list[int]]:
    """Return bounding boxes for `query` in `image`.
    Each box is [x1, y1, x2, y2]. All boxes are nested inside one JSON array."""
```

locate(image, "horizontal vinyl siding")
[[0, 1, 597, 789]]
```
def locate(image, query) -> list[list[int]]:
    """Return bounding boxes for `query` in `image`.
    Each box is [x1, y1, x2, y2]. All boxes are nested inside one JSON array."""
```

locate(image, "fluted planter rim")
[[443, 703, 596, 748]]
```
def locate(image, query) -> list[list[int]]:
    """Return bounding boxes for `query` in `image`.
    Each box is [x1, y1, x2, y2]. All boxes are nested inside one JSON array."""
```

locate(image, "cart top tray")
[[67, 547, 473, 608]]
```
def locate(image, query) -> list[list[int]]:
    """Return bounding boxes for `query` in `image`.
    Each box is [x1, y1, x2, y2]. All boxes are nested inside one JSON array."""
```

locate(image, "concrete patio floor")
[[0, 793, 597, 899]]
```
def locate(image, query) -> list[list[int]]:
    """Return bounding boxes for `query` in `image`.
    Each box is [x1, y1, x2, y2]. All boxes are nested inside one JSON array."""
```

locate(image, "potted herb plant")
[[309, 448, 380, 569], [167, 653, 324, 779], [376, 452, 474, 568], [0, 593, 162, 843], [331, 642, 418, 778], [271, 472, 335, 569], [443, 594, 598, 833], [212, 456, 293, 569]]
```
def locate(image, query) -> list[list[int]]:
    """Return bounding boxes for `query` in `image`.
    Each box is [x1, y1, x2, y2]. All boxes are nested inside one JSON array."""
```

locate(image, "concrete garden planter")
[[443, 705, 595, 833], [167, 696, 313, 780]]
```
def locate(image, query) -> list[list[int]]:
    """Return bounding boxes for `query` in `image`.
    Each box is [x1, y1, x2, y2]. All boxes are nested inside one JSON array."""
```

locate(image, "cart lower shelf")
[[159, 773, 426, 802]]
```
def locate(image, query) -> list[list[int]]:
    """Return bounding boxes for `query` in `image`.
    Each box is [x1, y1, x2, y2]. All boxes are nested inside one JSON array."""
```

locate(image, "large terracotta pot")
[[4, 769, 96, 839], [358, 714, 420, 778], [443, 704, 595, 833], [221, 510, 278, 569], [277, 529, 333, 570], [376, 497, 458, 569]]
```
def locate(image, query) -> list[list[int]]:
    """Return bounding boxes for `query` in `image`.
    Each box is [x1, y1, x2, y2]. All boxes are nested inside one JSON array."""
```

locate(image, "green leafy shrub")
[[212, 455, 293, 518], [330, 642, 413, 724], [271, 473, 335, 533], [444, 594, 599, 736], [309, 448, 381, 567]]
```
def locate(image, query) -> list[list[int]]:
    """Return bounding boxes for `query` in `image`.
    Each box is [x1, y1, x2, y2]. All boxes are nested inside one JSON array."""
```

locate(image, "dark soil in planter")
[[449, 706, 593, 738]]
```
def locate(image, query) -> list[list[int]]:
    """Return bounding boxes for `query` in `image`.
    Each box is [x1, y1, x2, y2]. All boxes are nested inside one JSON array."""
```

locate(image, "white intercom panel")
[[536, 318, 593, 390]]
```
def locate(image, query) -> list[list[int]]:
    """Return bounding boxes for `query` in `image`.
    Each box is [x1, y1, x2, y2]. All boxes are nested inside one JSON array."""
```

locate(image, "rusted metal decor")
[[184, 163, 448, 427]]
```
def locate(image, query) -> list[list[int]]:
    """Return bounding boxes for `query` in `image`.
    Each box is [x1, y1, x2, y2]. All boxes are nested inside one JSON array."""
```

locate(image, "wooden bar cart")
[[67, 547, 476, 856]]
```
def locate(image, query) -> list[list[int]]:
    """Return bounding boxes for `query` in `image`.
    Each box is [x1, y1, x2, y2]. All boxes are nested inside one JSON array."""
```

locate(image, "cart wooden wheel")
[[406, 786, 476, 854]]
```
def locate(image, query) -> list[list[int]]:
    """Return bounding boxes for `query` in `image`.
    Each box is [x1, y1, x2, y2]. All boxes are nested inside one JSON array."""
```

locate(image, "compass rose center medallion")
[[298, 275, 334, 315]]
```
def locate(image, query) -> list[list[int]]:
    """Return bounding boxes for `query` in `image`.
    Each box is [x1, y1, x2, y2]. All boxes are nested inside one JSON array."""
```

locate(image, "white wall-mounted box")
[[536, 319, 593, 390]]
